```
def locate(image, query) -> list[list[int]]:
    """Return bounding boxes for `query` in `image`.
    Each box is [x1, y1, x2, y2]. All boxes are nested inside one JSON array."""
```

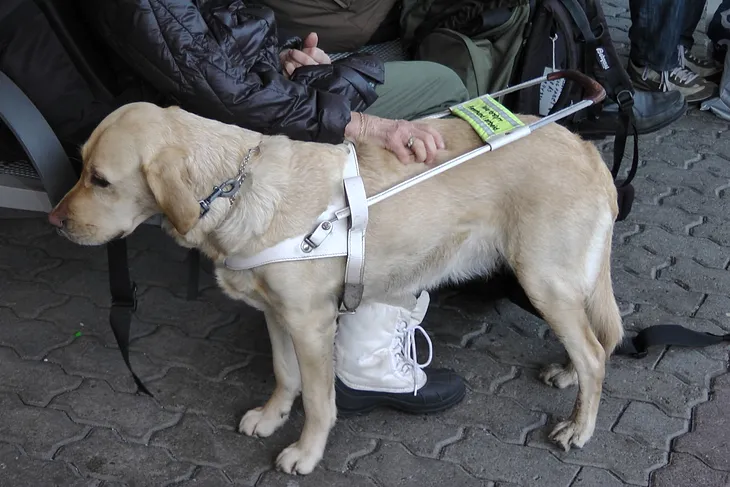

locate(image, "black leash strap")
[[615, 324, 730, 358], [107, 238, 153, 396]]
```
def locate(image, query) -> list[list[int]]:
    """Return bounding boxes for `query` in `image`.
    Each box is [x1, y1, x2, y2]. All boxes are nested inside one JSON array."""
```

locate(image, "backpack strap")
[[616, 325, 730, 358], [107, 238, 153, 396]]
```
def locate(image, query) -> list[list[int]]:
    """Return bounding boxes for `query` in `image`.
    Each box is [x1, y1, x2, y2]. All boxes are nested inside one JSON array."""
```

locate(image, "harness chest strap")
[[224, 142, 368, 311]]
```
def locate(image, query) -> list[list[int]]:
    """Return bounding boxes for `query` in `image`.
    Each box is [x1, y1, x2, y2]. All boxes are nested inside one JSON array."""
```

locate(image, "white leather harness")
[[223, 141, 370, 312]]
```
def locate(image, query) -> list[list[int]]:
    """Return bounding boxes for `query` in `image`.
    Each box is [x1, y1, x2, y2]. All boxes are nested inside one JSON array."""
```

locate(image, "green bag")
[[400, 0, 530, 97]]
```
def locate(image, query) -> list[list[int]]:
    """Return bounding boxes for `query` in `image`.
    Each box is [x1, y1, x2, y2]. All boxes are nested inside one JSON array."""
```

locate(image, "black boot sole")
[[335, 369, 467, 417]]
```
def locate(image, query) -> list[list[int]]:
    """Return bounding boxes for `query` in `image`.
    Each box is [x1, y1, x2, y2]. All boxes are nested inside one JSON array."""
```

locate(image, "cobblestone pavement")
[[1, 2, 730, 487]]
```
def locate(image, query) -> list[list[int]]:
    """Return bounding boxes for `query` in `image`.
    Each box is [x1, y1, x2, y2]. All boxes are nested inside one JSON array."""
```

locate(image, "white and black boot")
[[334, 291, 466, 415]]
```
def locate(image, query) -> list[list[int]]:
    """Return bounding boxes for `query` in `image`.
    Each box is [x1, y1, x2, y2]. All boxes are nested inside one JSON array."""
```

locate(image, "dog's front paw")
[[276, 441, 322, 475], [549, 419, 593, 451], [238, 407, 288, 438], [540, 363, 578, 389]]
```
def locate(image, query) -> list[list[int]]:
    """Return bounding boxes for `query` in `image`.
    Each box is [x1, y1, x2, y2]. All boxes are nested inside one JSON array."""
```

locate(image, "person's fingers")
[[414, 129, 437, 163], [307, 48, 331, 65], [283, 60, 297, 77], [387, 130, 413, 163], [419, 124, 445, 150], [303, 32, 318, 50], [410, 137, 427, 163], [287, 49, 318, 67]]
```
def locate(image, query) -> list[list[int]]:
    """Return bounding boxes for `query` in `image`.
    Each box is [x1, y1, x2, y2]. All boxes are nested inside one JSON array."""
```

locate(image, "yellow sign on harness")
[[450, 95, 524, 143]]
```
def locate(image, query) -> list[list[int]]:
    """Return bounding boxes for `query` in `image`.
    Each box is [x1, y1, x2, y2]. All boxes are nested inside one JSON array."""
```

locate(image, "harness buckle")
[[301, 220, 333, 253], [111, 283, 138, 312]]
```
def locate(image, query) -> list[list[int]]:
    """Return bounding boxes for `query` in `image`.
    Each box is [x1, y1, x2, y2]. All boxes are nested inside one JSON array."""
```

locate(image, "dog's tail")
[[585, 241, 624, 358]]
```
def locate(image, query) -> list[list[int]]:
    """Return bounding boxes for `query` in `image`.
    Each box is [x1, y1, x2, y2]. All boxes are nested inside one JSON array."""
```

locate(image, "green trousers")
[[364, 61, 470, 121]]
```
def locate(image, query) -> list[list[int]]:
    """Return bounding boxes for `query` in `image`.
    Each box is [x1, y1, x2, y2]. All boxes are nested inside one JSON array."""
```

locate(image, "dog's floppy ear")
[[143, 147, 200, 235]]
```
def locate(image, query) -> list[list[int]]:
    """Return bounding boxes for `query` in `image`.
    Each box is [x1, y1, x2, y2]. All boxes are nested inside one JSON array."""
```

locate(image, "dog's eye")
[[90, 174, 110, 188]]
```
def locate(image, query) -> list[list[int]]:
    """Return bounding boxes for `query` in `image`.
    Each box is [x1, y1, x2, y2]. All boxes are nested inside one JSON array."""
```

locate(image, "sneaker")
[[679, 45, 722, 78], [628, 59, 717, 104]]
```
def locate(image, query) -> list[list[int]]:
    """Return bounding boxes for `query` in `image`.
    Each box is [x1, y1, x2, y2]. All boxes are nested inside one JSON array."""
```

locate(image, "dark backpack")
[[504, 0, 638, 221]]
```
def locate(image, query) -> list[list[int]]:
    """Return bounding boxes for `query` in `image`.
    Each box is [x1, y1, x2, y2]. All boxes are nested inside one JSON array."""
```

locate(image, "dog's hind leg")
[[518, 273, 606, 451], [239, 310, 301, 438], [275, 300, 339, 475]]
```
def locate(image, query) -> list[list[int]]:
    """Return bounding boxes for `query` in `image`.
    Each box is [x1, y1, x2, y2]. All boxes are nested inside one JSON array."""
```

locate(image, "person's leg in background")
[[707, 0, 730, 63], [679, 1, 723, 78], [365, 61, 470, 120], [333, 60, 469, 415], [628, 0, 717, 103]]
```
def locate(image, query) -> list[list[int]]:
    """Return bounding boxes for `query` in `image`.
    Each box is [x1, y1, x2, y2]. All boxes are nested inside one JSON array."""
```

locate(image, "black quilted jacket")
[[81, 0, 385, 144]]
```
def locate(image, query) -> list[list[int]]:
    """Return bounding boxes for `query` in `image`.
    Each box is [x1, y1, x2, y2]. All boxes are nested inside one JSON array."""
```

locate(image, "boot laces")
[[392, 321, 433, 395]]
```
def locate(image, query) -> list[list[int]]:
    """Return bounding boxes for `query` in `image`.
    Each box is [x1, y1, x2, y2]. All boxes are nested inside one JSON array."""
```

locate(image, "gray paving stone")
[[35, 260, 120, 308], [257, 469, 378, 487], [46, 336, 164, 394], [0, 278, 68, 319], [497, 370, 628, 431], [658, 257, 730, 297], [30, 232, 116, 273], [51, 379, 182, 442], [150, 414, 272, 485], [344, 409, 463, 459], [469, 323, 566, 369], [223, 354, 283, 396], [0, 442, 89, 487], [527, 428, 666, 485], [168, 466, 230, 486], [130, 251, 215, 298], [125, 225, 190, 262], [319, 425, 378, 473], [0, 393, 88, 459], [39, 296, 157, 347], [571, 467, 626, 487], [443, 429, 578, 486], [0, 216, 57, 245], [0, 243, 62, 280], [431, 344, 517, 393], [135, 287, 237, 338], [655, 348, 727, 388], [611, 243, 672, 280], [621, 204, 697, 235], [603, 363, 706, 419], [438, 391, 545, 444], [693, 294, 730, 331], [652, 453, 730, 487], [622, 226, 730, 269], [131, 326, 249, 379], [661, 182, 730, 221], [716, 372, 730, 390], [611, 268, 705, 317], [490, 300, 549, 338], [692, 214, 730, 248], [0, 347, 82, 407], [147, 367, 259, 430], [57, 428, 195, 485], [420, 305, 491, 347], [612, 402, 687, 451], [0, 308, 75, 360], [208, 317, 272, 356], [673, 389, 730, 471], [355, 441, 491, 487]]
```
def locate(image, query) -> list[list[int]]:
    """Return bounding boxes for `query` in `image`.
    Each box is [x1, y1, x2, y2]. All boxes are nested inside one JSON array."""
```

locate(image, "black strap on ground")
[[107, 238, 153, 396], [615, 325, 730, 358]]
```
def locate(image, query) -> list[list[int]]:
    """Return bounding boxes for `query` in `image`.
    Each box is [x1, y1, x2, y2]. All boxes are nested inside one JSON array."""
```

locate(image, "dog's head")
[[49, 102, 203, 246]]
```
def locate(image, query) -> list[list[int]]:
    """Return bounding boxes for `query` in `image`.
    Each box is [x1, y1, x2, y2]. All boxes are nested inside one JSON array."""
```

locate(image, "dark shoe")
[[335, 368, 466, 416], [574, 89, 687, 139], [628, 58, 716, 104]]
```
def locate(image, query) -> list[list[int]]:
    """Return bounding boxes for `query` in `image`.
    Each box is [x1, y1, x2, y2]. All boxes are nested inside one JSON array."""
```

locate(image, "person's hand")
[[280, 32, 331, 78], [346, 112, 445, 164]]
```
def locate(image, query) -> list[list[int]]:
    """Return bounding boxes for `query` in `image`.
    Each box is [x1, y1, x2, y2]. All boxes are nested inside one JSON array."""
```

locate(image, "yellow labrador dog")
[[49, 101, 624, 475]]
